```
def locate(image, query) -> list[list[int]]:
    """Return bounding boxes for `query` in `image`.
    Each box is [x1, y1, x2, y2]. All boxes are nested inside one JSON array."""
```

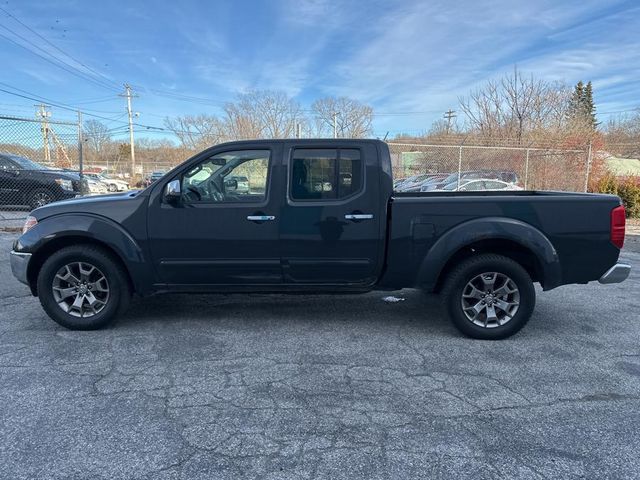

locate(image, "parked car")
[[434, 179, 524, 192], [399, 173, 450, 192], [84, 173, 129, 192], [11, 139, 630, 340], [394, 174, 433, 192], [143, 171, 167, 188], [225, 175, 250, 194], [421, 170, 519, 191], [0, 152, 88, 208], [86, 177, 109, 195]]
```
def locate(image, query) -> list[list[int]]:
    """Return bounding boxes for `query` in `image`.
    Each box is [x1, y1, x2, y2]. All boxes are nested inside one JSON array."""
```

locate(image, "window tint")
[[290, 148, 362, 201], [181, 149, 270, 204]]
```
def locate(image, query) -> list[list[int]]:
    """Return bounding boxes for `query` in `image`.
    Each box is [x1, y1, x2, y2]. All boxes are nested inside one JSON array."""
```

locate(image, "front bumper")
[[598, 263, 631, 284], [10, 251, 31, 285]]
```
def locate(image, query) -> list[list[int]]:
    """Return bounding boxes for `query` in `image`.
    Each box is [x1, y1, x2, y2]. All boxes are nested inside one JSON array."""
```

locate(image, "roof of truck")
[[214, 138, 386, 148]]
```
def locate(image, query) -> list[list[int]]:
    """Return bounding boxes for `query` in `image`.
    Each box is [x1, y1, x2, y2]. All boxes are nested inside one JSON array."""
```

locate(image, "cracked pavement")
[[1, 232, 639, 479]]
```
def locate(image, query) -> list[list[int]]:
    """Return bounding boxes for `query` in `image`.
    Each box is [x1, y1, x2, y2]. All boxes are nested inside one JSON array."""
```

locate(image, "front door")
[[147, 145, 283, 285], [279, 144, 383, 285]]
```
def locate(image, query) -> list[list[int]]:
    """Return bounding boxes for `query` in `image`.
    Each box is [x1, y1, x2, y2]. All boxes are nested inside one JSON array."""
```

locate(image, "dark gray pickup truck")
[[10, 139, 630, 339]]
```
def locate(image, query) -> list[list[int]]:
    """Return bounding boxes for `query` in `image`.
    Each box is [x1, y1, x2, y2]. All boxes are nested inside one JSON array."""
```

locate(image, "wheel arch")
[[417, 217, 562, 292], [20, 214, 148, 296]]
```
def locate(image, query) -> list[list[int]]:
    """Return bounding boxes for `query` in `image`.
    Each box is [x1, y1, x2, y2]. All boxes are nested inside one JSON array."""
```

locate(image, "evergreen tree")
[[583, 81, 598, 129], [569, 80, 598, 130], [569, 81, 585, 120]]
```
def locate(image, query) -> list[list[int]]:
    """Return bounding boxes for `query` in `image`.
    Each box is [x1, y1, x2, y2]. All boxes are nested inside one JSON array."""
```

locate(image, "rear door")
[[279, 142, 383, 285]]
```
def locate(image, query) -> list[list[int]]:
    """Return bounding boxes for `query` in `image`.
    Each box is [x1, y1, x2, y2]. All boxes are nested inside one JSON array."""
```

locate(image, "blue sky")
[[0, 0, 639, 139]]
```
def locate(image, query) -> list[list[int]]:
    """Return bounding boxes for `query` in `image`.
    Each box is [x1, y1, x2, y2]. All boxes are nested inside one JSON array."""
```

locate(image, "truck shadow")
[[119, 289, 453, 333]]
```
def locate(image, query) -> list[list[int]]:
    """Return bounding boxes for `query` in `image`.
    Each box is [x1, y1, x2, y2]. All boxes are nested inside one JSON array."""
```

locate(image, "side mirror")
[[164, 179, 181, 203]]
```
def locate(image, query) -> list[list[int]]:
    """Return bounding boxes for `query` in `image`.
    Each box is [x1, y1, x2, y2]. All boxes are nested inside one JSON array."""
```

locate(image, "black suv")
[[0, 153, 87, 209]]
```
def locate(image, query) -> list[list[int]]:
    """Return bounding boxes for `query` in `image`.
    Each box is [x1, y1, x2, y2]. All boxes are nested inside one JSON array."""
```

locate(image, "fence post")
[[584, 142, 592, 192], [524, 148, 530, 190], [77, 111, 83, 177], [457, 145, 463, 188]]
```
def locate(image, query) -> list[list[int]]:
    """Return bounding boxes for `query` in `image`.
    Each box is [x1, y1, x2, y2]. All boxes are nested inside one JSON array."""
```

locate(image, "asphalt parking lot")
[[1, 231, 639, 480]]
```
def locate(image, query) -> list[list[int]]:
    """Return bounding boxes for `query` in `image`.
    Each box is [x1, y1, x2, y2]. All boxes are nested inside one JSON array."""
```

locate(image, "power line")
[[0, 5, 121, 91], [0, 82, 130, 124], [0, 27, 120, 93]]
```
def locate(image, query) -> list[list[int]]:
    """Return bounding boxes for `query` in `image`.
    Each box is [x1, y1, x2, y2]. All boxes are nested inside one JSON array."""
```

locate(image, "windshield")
[[442, 181, 459, 191], [5, 154, 48, 170]]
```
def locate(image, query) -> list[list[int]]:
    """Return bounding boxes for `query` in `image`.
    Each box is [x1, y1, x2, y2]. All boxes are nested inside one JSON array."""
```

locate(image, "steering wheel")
[[185, 186, 202, 202]]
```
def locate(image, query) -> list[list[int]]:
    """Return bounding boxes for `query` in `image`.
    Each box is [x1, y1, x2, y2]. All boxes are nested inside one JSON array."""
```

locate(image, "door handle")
[[344, 213, 373, 220], [247, 215, 276, 221]]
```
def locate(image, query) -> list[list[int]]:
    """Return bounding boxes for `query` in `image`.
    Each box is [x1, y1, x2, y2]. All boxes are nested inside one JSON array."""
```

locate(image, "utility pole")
[[77, 111, 84, 177], [120, 84, 137, 178], [443, 109, 457, 135], [333, 111, 338, 139], [36, 104, 51, 163]]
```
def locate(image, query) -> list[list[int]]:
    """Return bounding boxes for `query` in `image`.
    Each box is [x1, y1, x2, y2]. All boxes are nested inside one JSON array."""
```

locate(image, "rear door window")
[[290, 148, 363, 201]]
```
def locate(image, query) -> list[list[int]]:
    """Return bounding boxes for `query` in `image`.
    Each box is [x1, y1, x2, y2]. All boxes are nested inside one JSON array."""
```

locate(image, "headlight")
[[54, 178, 74, 191], [23, 215, 37, 234]]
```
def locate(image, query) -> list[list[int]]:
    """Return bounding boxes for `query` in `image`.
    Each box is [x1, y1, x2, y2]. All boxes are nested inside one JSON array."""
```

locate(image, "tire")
[[108, 184, 117, 192], [28, 189, 55, 209], [441, 254, 535, 340], [37, 245, 131, 330]]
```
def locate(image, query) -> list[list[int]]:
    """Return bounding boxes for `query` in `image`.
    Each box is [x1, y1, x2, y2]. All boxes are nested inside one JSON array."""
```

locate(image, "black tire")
[[28, 189, 55, 209], [441, 254, 535, 340], [108, 184, 117, 192], [37, 245, 131, 330]]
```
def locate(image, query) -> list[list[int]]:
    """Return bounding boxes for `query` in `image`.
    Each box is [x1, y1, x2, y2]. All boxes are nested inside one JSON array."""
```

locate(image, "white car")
[[86, 178, 108, 195], [436, 179, 523, 192], [85, 173, 130, 192]]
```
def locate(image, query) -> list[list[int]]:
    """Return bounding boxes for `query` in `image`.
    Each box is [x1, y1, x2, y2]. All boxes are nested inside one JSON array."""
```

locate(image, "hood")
[[31, 190, 144, 220], [25, 168, 82, 180]]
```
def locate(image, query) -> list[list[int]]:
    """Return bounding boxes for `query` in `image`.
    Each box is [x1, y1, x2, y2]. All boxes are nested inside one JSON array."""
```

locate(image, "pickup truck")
[[9, 139, 631, 339], [0, 152, 88, 208]]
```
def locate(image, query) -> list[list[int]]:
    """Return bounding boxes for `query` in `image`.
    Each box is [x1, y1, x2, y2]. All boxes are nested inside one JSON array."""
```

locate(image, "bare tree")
[[459, 68, 571, 145], [311, 97, 373, 138], [224, 90, 304, 139], [163, 114, 227, 150], [83, 120, 112, 159]]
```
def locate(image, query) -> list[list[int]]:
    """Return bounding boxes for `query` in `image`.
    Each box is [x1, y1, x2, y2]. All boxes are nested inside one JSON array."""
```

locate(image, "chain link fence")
[[2, 111, 637, 229], [388, 142, 590, 192], [0, 115, 86, 225]]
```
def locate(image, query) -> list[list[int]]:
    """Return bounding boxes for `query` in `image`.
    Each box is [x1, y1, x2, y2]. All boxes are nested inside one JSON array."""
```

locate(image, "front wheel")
[[442, 254, 535, 340], [37, 245, 131, 330], [28, 189, 55, 209]]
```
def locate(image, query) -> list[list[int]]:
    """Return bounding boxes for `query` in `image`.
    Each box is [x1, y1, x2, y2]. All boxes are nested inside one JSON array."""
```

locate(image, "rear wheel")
[[442, 254, 535, 340], [37, 245, 131, 330], [108, 183, 117, 192]]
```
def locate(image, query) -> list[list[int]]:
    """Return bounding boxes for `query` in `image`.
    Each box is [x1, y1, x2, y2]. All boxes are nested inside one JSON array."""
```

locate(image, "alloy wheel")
[[52, 262, 110, 318], [460, 272, 520, 328]]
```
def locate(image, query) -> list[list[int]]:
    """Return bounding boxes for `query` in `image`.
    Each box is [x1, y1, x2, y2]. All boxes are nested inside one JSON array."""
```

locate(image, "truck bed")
[[381, 190, 622, 290]]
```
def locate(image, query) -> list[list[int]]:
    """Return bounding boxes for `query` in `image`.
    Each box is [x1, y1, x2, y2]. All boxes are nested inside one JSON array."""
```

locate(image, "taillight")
[[22, 215, 38, 234], [610, 205, 626, 249]]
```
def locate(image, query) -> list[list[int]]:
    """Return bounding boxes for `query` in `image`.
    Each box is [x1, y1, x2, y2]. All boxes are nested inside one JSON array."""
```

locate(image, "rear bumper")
[[9, 251, 31, 285], [598, 263, 631, 284]]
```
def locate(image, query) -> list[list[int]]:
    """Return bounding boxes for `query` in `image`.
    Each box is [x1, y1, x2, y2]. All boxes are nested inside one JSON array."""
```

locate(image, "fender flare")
[[17, 213, 150, 294], [416, 217, 562, 291]]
